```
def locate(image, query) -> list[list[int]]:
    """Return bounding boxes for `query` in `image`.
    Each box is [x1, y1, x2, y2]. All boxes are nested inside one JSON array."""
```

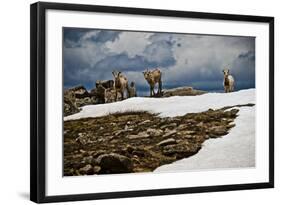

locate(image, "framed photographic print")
[[30, 1, 274, 203]]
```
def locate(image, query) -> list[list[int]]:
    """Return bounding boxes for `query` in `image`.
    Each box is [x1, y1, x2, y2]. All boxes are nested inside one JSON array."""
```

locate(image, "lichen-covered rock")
[[163, 86, 206, 97], [64, 90, 80, 116]]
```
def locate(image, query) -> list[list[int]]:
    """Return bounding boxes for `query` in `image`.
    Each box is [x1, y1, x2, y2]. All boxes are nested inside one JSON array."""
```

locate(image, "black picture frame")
[[30, 1, 274, 203]]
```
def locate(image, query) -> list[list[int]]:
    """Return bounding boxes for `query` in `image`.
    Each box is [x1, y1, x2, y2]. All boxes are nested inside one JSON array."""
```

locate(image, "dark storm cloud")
[[63, 27, 255, 93], [94, 53, 174, 72], [63, 28, 121, 48], [63, 28, 88, 43], [238, 51, 255, 61]]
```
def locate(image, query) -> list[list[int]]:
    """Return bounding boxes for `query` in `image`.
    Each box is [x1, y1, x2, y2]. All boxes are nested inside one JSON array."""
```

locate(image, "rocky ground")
[[63, 103, 254, 176]]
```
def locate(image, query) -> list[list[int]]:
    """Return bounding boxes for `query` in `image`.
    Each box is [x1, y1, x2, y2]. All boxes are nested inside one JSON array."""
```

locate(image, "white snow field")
[[64, 88, 255, 170], [65, 89, 255, 120]]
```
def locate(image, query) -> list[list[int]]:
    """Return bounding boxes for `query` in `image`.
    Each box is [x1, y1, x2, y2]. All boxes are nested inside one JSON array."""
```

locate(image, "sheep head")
[[222, 68, 230, 76], [112, 70, 121, 79], [142, 69, 151, 81]]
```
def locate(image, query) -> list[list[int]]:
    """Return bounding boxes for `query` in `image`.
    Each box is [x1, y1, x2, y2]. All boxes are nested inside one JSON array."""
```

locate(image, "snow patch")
[[65, 89, 255, 121], [155, 106, 255, 171]]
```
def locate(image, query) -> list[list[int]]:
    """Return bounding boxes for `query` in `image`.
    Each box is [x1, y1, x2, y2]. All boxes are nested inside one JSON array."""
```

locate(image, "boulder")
[[104, 88, 116, 103], [162, 143, 199, 157], [163, 86, 206, 97], [96, 153, 133, 173], [64, 90, 80, 116], [96, 80, 114, 89]]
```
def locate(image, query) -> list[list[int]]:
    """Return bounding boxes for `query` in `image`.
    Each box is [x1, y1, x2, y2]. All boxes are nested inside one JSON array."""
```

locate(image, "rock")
[[93, 165, 101, 174], [179, 131, 193, 138], [177, 124, 189, 130], [226, 123, 235, 129], [114, 130, 125, 136], [157, 138, 177, 146], [163, 86, 206, 97], [163, 130, 177, 138], [160, 123, 177, 130], [64, 90, 80, 116], [79, 149, 86, 154], [138, 120, 151, 125], [209, 126, 228, 136], [69, 85, 88, 96], [125, 145, 135, 153], [162, 143, 198, 157], [146, 128, 163, 137], [76, 133, 88, 145], [127, 132, 149, 139], [93, 150, 106, 157], [96, 80, 114, 89], [132, 149, 146, 157], [104, 88, 117, 103], [76, 97, 94, 107], [124, 125, 133, 131], [83, 156, 94, 164], [225, 109, 239, 117], [96, 153, 133, 173], [79, 164, 93, 175]]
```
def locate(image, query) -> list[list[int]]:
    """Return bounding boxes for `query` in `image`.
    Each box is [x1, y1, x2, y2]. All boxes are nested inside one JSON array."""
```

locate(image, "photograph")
[[63, 27, 256, 176]]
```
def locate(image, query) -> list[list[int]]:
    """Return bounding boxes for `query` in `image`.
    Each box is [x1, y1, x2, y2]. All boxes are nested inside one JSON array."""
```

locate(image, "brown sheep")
[[143, 68, 162, 97], [222, 68, 235, 93], [112, 70, 129, 101], [128, 81, 137, 98]]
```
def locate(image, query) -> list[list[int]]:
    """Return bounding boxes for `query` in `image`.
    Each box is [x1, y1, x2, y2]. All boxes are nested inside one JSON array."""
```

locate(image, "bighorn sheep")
[[128, 81, 137, 98], [112, 70, 129, 101], [143, 68, 162, 97], [222, 69, 235, 93]]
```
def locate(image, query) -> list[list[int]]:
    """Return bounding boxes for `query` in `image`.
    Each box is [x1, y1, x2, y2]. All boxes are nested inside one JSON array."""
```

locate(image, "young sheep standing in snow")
[[112, 70, 129, 101], [223, 69, 235, 93], [143, 68, 162, 97], [128, 81, 137, 98]]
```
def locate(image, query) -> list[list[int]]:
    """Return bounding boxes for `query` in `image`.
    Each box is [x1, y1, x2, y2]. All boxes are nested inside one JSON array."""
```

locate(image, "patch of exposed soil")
[[64, 103, 254, 176]]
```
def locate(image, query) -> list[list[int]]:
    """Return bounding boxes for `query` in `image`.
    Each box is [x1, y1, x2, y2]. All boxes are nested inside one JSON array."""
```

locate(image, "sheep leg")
[[115, 90, 118, 101], [150, 86, 153, 97], [151, 86, 155, 96], [158, 80, 162, 95]]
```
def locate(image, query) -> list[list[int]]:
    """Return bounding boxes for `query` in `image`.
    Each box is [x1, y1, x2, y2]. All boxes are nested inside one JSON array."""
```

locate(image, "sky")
[[63, 27, 255, 95]]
